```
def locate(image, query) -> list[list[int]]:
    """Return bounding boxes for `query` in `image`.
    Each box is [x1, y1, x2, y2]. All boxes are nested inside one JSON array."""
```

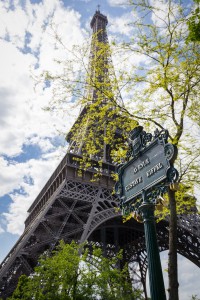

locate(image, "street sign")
[[115, 127, 178, 214], [121, 139, 170, 204]]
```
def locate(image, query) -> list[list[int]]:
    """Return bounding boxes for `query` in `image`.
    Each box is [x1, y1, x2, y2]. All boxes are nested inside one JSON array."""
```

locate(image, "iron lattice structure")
[[0, 9, 200, 299]]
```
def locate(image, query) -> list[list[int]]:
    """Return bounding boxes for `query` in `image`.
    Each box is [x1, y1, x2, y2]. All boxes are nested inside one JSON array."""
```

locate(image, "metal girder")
[[1, 170, 200, 299]]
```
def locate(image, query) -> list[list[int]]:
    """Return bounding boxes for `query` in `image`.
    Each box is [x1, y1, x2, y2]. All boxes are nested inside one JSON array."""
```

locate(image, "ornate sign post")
[[115, 126, 178, 300]]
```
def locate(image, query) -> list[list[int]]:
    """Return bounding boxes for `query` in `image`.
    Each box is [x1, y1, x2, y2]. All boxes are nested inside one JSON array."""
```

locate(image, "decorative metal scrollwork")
[[141, 131, 152, 147], [164, 144, 178, 164], [154, 128, 169, 142], [167, 167, 179, 183], [127, 126, 170, 160], [128, 126, 143, 157]]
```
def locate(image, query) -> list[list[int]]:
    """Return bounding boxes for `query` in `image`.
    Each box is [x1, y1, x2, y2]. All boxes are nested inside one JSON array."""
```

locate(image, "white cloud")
[[27, 136, 55, 153], [0, 226, 5, 234], [0, 0, 84, 157], [0, 2, 29, 48], [0, 40, 37, 156], [149, 0, 182, 30], [0, 157, 25, 197], [2, 146, 66, 235], [0, 0, 85, 235], [108, 12, 136, 36], [107, 0, 129, 8]]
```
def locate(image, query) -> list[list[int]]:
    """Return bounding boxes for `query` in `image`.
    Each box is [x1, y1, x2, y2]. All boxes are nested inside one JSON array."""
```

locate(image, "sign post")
[[115, 126, 178, 300], [140, 191, 166, 300]]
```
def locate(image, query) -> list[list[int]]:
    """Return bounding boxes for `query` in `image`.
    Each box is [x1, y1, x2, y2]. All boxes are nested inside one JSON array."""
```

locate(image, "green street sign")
[[115, 126, 178, 214], [120, 139, 170, 204]]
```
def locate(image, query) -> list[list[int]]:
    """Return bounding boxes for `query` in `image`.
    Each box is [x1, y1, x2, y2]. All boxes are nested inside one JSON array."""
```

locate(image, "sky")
[[0, 0, 200, 299]]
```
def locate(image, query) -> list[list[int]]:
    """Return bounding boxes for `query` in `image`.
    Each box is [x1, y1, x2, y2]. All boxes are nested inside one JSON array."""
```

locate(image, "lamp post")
[[139, 191, 166, 300]]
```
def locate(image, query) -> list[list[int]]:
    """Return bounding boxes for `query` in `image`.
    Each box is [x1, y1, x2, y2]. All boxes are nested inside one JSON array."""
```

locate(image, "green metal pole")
[[139, 193, 166, 300]]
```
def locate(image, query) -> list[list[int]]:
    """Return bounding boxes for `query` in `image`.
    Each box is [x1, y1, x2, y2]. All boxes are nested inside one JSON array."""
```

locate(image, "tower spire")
[[67, 10, 123, 164], [90, 8, 108, 36]]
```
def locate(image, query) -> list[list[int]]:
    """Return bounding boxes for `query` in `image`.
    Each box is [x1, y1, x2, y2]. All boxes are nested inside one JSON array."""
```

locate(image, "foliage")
[[187, 0, 200, 41], [123, 1, 200, 299], [155, 184, 197, 221], [36, 5, 200, 299], [126, 0, 200, 184], [8, 241, 144, 300]]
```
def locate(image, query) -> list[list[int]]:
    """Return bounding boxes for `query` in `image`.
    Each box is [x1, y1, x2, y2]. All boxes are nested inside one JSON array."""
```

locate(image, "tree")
[[37, 3, 200, 299], [7, 275, 32, 300], [8, 241, 144, 300], [123, 1, 200, 299]]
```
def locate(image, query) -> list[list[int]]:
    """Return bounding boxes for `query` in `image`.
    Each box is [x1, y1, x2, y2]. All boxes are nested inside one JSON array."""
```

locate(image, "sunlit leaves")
[[187, 0, 200, 42], [9, 241, 144, 300]]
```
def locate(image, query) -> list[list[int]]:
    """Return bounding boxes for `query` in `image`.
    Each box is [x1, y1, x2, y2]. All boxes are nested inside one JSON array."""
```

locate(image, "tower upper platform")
[[90, 9, 108, 33]]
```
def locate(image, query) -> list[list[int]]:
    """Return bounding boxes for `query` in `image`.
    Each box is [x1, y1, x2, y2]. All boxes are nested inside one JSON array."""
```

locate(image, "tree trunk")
[[168, 188, 179, 300]]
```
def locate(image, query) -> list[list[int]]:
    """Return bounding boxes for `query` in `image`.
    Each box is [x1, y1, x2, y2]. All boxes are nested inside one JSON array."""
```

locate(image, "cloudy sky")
[[0, 0, 200, 298]]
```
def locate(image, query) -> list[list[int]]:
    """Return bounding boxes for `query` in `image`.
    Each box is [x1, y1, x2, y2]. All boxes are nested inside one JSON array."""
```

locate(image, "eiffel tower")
[[0, 9, 200, 299]]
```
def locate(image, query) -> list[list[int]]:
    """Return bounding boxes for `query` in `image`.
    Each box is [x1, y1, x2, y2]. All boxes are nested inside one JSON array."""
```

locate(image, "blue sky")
[[0, 0, 200, 298]]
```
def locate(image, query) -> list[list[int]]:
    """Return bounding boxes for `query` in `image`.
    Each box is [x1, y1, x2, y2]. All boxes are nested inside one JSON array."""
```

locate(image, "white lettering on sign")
[[146, 163, 163, 177], [125, 176, 143, 192], [130, 158, 150, 175]]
